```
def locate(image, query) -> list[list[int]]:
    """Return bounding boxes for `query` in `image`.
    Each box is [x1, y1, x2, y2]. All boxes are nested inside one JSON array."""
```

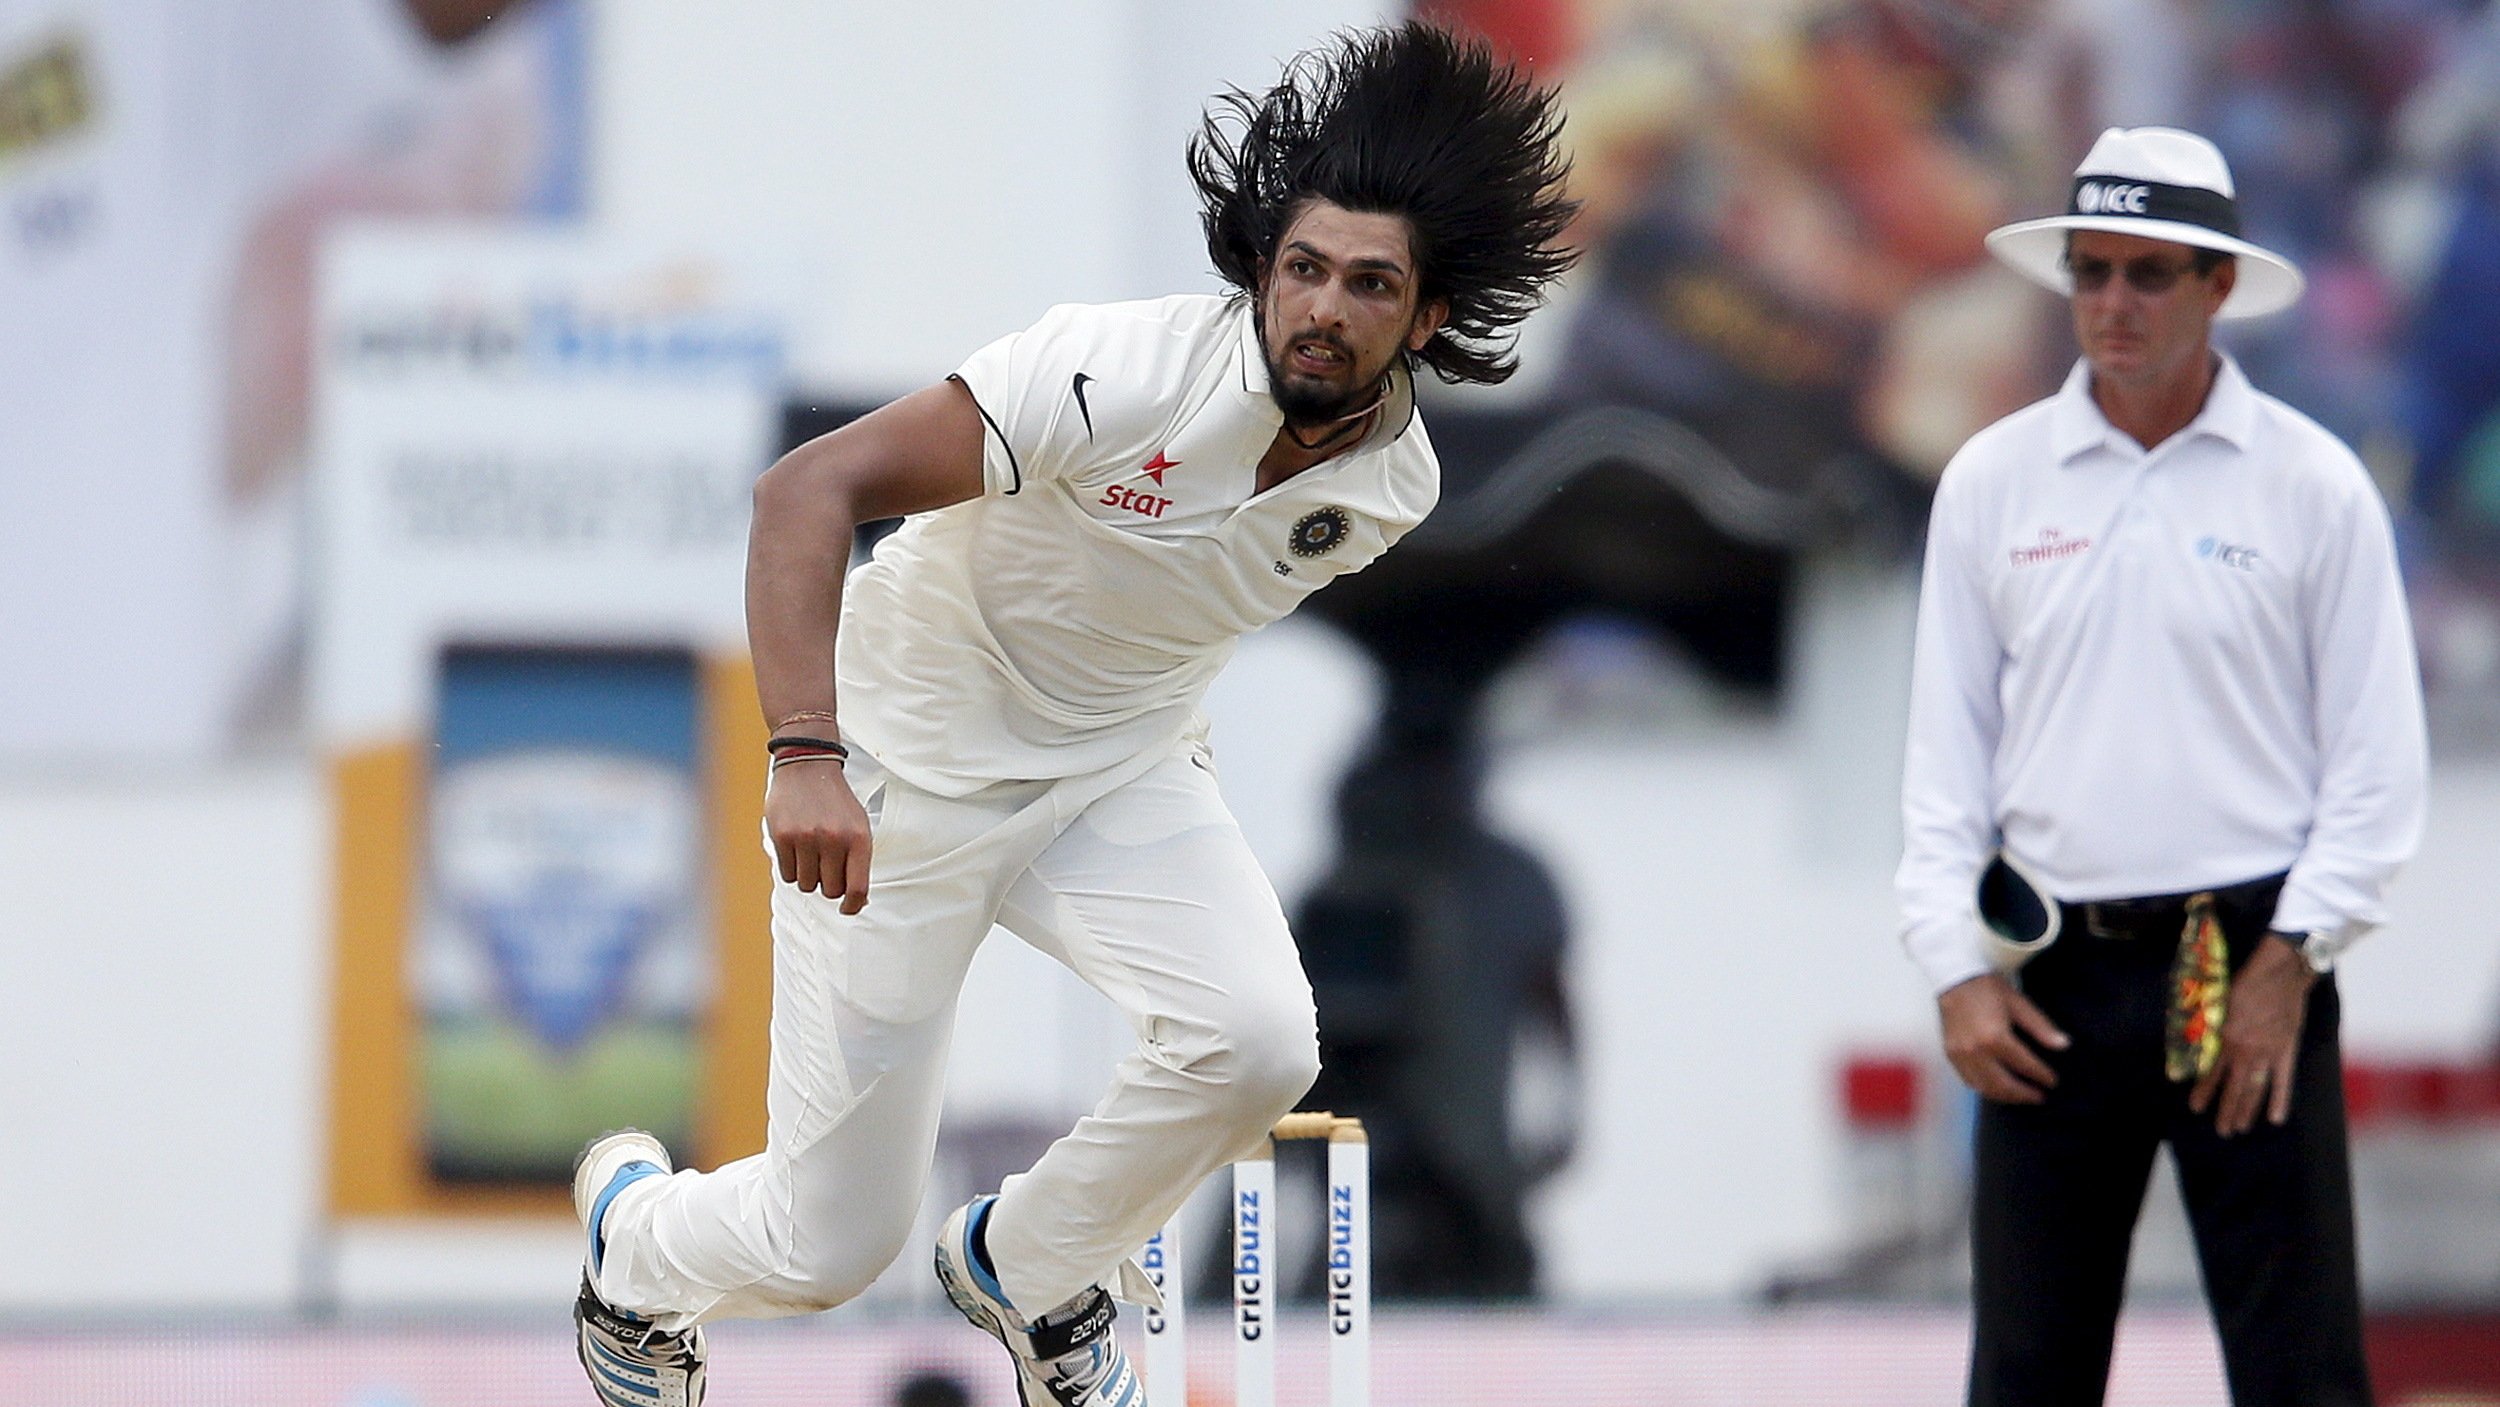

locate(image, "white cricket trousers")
[[592, 730, 1319, 1330]]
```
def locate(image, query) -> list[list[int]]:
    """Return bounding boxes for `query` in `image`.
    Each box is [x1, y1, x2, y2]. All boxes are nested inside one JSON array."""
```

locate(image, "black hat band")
[[2065, 177, 2240, 238]]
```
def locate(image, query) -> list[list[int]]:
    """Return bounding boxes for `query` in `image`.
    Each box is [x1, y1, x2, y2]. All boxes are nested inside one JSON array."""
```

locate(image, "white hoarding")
[[311, 226, 819, 745]]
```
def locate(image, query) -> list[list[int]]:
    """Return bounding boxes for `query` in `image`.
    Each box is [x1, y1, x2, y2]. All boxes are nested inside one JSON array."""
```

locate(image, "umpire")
[[1896, 127, 2428, 1407]]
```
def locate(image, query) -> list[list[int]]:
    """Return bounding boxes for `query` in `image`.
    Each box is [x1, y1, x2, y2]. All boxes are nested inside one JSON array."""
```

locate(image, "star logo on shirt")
[[1139, 450, 1180, 485]]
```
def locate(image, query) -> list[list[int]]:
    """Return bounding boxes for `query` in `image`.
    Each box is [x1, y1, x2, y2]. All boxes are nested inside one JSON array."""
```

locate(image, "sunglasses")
[[2065, 253, 2207, 294]]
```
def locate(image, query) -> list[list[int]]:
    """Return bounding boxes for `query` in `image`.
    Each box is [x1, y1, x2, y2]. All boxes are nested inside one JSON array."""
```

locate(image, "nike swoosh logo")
[[1071, 372, 1096, 439]]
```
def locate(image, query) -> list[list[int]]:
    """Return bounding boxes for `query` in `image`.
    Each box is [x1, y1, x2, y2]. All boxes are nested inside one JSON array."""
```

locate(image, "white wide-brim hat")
[[1985, 126, 2304, 321]]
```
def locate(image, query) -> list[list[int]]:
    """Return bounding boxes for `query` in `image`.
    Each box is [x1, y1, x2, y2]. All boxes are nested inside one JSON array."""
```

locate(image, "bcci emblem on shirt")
[[1290, 506, 1351, 558]]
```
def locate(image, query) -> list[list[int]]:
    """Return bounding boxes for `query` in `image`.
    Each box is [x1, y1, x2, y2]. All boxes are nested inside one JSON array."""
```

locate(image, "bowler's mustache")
[[1282, 332, 1354, 365]]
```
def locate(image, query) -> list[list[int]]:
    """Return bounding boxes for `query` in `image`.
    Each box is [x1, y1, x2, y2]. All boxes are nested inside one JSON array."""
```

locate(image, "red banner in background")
[[1414, 0, 1580, 70], [2370, 1314, 2500, 1405]]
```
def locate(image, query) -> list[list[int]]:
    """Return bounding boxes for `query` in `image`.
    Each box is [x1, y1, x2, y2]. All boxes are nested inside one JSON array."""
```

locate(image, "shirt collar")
[[2195, 354, 2260, 451], [2051, 352, 2260, 464], [1233, 296, 1274, 402], [1229, 297, 1419, 452]]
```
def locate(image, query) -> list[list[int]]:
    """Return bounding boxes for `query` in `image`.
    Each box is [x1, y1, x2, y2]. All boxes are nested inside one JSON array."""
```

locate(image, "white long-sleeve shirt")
[[1896, 356, 2428, 993]]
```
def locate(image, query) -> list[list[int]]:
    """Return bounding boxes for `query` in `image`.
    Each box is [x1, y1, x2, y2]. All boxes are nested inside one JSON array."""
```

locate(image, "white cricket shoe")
[[572, 1131, 706, 1407], [934, 1196, 1143, 1407]]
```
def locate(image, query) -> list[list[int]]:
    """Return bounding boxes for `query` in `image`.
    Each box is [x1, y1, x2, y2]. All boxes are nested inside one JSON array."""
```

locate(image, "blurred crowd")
[[1434, 0, 2500, 735], [1256, 0, 2500, 1302]]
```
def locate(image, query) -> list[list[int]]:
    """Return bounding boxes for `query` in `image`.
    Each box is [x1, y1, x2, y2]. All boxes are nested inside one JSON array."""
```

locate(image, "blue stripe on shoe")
[[589, 1361, 661, 1406], [588, 1340, 664, 1389], [588, 1340, 659, 1380], [963, 1195, 1012, 1308], [587, 1344, 662, 1403], [590, 1161, 665, 1274]]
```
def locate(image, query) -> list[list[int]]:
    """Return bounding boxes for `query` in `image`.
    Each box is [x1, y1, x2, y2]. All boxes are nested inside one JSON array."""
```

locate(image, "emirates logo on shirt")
[[2009, 528, 2092, 568]]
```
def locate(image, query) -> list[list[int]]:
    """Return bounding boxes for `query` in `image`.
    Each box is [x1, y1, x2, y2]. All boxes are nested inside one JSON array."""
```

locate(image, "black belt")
[[2059, 873, 2285, 941]]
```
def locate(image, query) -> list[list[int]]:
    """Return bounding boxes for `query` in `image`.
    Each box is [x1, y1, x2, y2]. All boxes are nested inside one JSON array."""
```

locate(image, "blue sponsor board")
[[419, 644, 705, 1182]]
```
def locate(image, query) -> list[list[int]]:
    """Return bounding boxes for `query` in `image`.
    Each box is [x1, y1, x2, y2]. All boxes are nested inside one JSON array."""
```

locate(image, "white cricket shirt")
[[1896, 356, 2427, 992], [838, 294, 1439, 795]]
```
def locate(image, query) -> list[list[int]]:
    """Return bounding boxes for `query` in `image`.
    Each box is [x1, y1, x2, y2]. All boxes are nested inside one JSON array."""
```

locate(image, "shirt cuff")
[[1903, 913, 1993, 995], [2271, 916, 2369, 974], [944, 372, 1024, 497], [2270, 884, 2379, 974]]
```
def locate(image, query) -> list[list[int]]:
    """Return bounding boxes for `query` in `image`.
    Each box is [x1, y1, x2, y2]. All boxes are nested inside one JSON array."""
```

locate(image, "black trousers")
[[1967, 879, 2372, 1407]]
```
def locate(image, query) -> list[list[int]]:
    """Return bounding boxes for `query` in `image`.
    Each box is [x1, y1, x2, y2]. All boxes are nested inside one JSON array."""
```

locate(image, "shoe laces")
[[1041, 1342, 1119, 1400], [585, 1289, 699, 1366], [628, 1322, 700, 1364]]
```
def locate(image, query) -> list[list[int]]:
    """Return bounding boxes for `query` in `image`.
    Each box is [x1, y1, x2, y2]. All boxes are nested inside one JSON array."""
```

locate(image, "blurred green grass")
[[424, 1017, 698, 1181]]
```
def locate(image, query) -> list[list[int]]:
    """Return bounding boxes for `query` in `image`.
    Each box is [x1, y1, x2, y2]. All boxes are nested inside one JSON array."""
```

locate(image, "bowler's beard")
[[1265, 330, 1381, 427]]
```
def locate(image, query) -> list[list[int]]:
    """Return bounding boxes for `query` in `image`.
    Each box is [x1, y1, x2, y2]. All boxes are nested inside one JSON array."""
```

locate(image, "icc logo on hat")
[[2073, 182, 2150, 215], [1983, 126, 2306, 320]]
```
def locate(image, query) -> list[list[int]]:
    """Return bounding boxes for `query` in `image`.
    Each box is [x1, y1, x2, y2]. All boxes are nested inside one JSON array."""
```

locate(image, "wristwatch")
[[2270, 928, 2333, 974]]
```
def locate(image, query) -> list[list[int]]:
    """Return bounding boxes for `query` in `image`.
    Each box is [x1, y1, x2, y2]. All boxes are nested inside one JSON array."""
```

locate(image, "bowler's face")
[[2067, 230, 2235, 393], [1257, 201, 1447, 425]]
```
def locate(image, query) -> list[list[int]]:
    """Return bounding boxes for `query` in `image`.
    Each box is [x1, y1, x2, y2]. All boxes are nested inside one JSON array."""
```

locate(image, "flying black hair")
[[1188, 21, 1579, 386]]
